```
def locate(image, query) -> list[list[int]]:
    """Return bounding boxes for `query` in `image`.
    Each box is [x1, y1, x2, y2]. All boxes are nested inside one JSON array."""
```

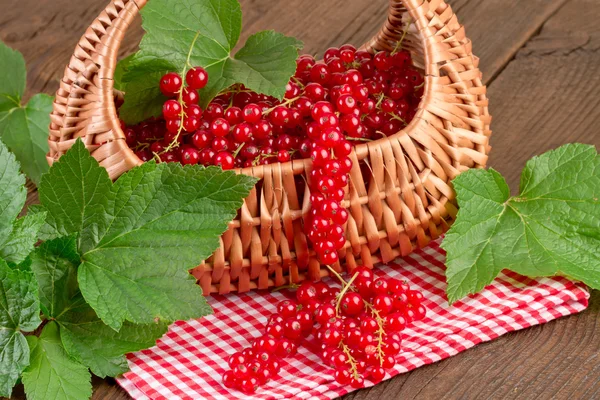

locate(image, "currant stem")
[[262, 95, 302, 115], [161, 31, 202, 156], [324, 264, 348, 287], [363, 301, 387, 367], [391, 18, 412, 55], [340, 341, 361, 380], [233, 142, 245, 158], [335, 272, 359, 314]]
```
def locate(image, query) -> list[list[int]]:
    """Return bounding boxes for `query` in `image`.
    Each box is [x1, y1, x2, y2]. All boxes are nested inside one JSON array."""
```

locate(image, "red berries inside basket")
[[118, 44, 424, 266], [220, 267, 427, 394]]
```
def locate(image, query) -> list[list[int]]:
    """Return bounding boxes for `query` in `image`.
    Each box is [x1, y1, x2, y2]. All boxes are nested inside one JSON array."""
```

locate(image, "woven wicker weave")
[[48, 0, 491, 295]]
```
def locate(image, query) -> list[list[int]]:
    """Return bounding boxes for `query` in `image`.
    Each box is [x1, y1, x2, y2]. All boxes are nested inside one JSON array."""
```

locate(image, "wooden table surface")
[[2, 0, 599, 399]]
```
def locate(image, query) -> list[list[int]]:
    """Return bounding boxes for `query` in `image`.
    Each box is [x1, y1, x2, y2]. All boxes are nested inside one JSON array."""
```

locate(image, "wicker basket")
[[48, 0, 491, 295]]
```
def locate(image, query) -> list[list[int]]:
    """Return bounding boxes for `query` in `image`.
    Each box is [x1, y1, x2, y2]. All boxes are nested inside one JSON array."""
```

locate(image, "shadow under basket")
[[47, 0, 491, 295]]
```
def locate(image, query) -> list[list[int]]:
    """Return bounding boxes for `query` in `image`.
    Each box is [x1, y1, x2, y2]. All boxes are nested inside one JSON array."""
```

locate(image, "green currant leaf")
[[0, 42, 26, 113], [0, 41, 52, 185], [113, 54, 135, 92], [57, 294, 168, 378], [0, 139, 27, 241], [441, 143, 600, 303], [0, 211, 46, 265], [119, 0, 302, 124], [37, 139, 257, 331], [0, 258, 42, 397], [22, 322, 92, 400], [29, 235, 80, 318], [37, 139, 112, 251]]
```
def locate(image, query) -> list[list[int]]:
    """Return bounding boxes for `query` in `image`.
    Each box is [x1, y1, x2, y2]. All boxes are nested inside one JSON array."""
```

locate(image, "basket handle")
[[48, 0, 462, 179]]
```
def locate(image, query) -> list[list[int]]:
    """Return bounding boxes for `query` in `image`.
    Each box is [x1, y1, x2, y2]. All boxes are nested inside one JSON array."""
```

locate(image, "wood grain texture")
[[1, 0, 598, 399]]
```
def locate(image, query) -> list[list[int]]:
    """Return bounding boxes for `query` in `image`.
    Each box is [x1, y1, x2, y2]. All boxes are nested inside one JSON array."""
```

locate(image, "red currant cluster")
[[221, 266, 426, 394], [119, 43, 424, 265], [123, 66, 209, 164]]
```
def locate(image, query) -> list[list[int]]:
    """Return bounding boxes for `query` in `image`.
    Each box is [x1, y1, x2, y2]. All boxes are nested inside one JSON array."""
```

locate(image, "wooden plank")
[[486, 0, 600, 187], [448, 0, 567, 84]]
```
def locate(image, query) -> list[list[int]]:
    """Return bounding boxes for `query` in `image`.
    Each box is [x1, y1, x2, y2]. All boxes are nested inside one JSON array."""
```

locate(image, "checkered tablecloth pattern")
[[117, 239, 590, 400]]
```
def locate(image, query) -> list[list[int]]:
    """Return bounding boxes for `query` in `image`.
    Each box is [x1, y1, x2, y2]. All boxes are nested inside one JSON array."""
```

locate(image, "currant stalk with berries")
[[220, 266, 426, 394]]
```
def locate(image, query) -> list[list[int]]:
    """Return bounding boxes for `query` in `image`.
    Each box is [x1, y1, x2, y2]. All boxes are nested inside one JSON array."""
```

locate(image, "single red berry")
[[222, 370, 237, 388], [385, 312, 407, 332], [315, 304, 336, 325], [310, 63, 330, 84], [323, 47, 340, 62], [334, 369, 352, 385], [214, 151, 234, 170], [304, 83, 326, 101], [186, 104, 203, 119], [372, 278, 390, 295], [296, 281, 318, 305], [276, 338, 298, 358], [311, 101, 335, 120], [191, 130, 212, 149], [185, 66, 208, 90], [242, 104, 262, 123], [373, 294, 394, 315], [283, 319, 302, 340], [180, 147, 200, 165], [135, 149, 152, 162], [205, 103, 224, 121], [232, 123, 253, 143], [340, 292, 364, 316], [277, 300, 298, 319], [182, 87, 199, 105], [225, 106, 243, 125], [159, 72, 182, 97], [383, 339, 402, 356], [369, 366, 386, 383], [350, 376, 365, 389], [183, 116, 200, 132], [211, 137, 231, 152], [210, 118, 230, 137], [165, 118, 181, 134], [162, 99, 182, 119]]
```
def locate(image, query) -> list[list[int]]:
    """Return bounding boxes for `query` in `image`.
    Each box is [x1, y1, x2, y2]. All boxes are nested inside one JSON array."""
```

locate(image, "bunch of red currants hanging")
[[221, 266, 427, 394], [120, 44, 424, 266]]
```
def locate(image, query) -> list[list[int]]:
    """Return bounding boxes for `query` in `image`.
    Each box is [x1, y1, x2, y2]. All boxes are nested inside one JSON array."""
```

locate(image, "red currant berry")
[[315, 304, 336, 325], [135, 149, 152, 162], [372, 277, 390, 295], [283, 319, 302, 340], [373, 294, 394, 315], [182, 87, 199, 105], [277, 300, 297, 319], [214, 151, 234, 170], [222, 370, 237, 388], [159, 72, 182, 97], [296, 281, 318, 305], [210, 118, 230, 137], [183, 116, 200, 132], [339, 292, 364, 316], [180, 147, 200, 165], [185, 66, 208, 90], [205, 103, 224, 121], [162, 99, 182, 119], [242, 103, 261, 123]]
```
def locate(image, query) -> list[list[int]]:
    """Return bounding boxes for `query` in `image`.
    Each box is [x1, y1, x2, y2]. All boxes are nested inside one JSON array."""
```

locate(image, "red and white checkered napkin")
[[117, 239, 590, 400]]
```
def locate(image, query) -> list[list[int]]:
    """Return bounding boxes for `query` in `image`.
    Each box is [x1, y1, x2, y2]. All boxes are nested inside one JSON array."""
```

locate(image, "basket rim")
[[61, 0, 443, 179]]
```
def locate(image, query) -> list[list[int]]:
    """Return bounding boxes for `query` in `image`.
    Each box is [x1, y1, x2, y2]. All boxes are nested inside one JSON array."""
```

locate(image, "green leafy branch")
[[0, 42, 52, 185], [0, 138, 256, 399], [117, 0, 303, 124], [442, 143, 600, 304]]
